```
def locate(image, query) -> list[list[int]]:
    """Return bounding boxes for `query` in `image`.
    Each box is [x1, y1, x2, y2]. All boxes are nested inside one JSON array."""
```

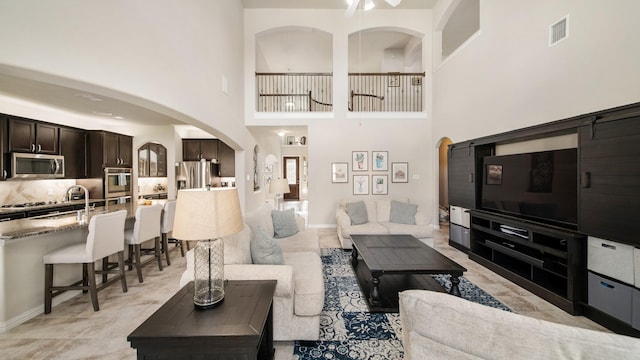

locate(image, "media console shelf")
[[469, 210, 587, 315]]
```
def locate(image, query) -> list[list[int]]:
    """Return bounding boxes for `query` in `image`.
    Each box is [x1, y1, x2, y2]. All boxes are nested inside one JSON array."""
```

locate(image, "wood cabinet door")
[[218, 140, 235, 177], [35, 123, 59, 154], [200, 139, 218, 161], [8, 118, 35, 153], [156, 144, 167, 177], [59, 127, 86, 178], [579, 116, 640, 245], [138, 143, 149, 177], [103, 132, 120, 166], [448, 144, 476, 209], [118, 135, 133, 167], [182, 139, 201, 161]]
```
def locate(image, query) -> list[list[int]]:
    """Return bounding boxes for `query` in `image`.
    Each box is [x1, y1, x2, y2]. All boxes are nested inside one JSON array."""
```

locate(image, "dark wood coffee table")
[[128, 280, 277, 360], [351, 234, 467, 312]]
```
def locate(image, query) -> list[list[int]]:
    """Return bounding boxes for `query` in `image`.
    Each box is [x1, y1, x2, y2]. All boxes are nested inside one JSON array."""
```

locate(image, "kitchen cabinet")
[[88, 131, 133, 176], [182, 139, 218, 161], [8, 117, 58, 154], [59, 127, 87, 179], [217, 140, 235, 177], [138, 142, 167, 177], [0, 116, 7, 180]]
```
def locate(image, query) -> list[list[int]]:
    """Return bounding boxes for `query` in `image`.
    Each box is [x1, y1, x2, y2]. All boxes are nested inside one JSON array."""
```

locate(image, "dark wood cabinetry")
[[578, 115, 640, 245], [88, 131, 133, 176], [0, 116, 7, 180], [448, 142, 476, 209], [8, 117, 58, 154], [138, 142, 167, 178], [59, 127, 87, 179], [217, 140, 235, 177], [469, 210, 586, 314], [182, 139, 218, 161]]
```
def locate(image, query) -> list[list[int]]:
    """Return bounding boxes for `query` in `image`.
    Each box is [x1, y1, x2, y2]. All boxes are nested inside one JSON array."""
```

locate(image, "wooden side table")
[[128, 280, 277, 360]]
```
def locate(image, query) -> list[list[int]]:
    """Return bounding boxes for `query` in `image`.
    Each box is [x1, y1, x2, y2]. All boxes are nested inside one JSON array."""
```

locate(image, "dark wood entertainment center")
[[448, 101, 640, 337]]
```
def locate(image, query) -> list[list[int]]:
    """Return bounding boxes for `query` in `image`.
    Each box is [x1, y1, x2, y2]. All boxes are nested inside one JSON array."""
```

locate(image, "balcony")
[[256, 72, 424, 113]]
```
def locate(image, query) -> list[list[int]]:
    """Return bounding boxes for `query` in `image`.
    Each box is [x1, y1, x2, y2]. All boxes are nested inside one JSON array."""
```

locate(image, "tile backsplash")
[[0, 179, 77, 205], [138, 177, 168, 196]]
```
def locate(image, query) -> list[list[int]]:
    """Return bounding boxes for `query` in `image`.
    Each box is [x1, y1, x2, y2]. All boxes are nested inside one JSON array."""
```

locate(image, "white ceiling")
[[0, 1, 438, 133]]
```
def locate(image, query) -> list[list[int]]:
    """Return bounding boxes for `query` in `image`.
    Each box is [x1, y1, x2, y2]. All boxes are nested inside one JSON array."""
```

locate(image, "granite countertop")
[[0, 199, 106, 215], [0, 203, 139, 241]]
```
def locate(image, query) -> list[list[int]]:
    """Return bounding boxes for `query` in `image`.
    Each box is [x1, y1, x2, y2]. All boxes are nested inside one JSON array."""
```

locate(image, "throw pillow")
[[346, 201, 369, 225], [250, 225, 284, 265], [271, 208, 299, 238], [389, 200, 418, 225]]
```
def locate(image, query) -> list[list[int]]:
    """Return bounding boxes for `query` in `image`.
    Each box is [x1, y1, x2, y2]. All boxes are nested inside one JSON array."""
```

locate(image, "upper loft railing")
[[256, 72, 425, 113], [256, 73, 333, 112]]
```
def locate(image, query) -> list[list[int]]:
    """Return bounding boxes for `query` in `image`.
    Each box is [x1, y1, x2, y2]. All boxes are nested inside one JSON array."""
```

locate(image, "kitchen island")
[[0, 201, 166, 332]]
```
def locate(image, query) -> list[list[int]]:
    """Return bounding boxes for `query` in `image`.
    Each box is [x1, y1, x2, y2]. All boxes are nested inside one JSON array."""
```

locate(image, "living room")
[[1, 0, 640, 358]]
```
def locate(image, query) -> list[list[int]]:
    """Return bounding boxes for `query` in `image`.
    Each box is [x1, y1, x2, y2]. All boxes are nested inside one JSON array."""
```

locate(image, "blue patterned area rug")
[[293, 248, 511, 360]]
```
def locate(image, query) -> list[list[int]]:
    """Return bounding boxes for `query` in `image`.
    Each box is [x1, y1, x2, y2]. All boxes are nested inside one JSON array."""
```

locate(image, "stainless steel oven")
[[104, 167, 132, 198], [105, 195, 132, 206]]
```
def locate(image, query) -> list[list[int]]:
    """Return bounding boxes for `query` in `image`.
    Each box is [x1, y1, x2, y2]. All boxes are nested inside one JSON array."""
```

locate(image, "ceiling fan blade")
[[385, 0, 402, 7], [345, 0, 360, 17]]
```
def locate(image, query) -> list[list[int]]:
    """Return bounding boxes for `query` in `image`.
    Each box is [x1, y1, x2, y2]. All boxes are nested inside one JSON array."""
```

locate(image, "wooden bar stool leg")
[[82, 263, 89, 294], [87, 262, 99, 311], [118, 251, 128, 293], [44, 264, 53, 314], [162, 233, 171, 266], [127, 244, 134, 271], [134, 244, 144, 283], [155, 237, 163, 271], [102, 257, 108, 284]]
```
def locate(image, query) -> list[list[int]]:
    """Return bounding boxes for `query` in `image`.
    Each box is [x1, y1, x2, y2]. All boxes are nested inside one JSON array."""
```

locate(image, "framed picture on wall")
[[391, 162, 408, 183], [372, 175, 388, 195], [352, 151, 368, 171], [372, 151, 388, 171], [331, 162, 348, 183], [353, 175, 369, 195]]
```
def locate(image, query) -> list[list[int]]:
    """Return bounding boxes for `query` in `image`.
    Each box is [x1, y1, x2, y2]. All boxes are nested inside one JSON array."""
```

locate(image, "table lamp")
[[269, 178, 290, 210], [172, 187, 242, 309]]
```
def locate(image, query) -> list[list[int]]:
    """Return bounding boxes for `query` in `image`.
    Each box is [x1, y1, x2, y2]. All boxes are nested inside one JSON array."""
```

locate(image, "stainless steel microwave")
[[11, 153, 65, 179]]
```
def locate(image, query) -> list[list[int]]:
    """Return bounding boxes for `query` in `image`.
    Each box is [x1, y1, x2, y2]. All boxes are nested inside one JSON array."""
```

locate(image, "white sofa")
[[336, 197, 434, 249], [399, 290, 640, 360], [180, 204, 324, 341]]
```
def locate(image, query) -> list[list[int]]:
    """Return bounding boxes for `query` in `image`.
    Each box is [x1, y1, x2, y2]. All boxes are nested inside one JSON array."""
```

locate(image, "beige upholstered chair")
[[160, 200, 181, 264], [43, 210, 128, 314], [125, 204, 163, 283]]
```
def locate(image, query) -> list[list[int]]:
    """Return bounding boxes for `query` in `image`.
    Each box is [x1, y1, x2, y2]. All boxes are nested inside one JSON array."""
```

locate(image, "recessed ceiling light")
[[277, 131, 286, 137], [113, 116, 124, 120], [92, 111, 113, 116]]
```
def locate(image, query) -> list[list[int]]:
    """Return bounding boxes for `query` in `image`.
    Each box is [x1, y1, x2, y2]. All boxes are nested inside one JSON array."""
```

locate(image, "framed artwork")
[[264, 163, 273, 173], [388, 75, 399, 87], [353, 175, 369, 195], [372, 151, 388, 171], [331, 162, 348, 183], [264, 174, 273, 186], [372, 175, 388, 195], [411, 77, 422, 86], [486, 164, 502, 185], [391, 162, 409, 183], [286, 136, 295, 145], [352, 151, 368, 171]]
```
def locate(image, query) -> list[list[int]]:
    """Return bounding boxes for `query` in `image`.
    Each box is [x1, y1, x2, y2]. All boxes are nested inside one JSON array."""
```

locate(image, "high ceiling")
[[0, 1, 438, 133]]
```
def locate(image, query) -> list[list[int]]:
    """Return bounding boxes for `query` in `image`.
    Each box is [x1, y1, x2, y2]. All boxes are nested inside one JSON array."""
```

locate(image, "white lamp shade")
[[269, 178, 290, 194], [172, 188, 243, 240]]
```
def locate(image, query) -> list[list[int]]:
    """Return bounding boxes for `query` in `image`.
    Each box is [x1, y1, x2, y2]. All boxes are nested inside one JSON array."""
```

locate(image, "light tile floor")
[[0, 225, 608, 360]]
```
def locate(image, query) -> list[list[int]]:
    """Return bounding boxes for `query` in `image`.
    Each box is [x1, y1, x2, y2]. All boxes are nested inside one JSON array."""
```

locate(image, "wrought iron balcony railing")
[[255, 72, 424, 113]]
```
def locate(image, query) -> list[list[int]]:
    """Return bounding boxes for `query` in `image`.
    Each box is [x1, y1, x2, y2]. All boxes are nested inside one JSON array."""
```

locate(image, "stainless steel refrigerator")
[[175, 160, 221, 190]]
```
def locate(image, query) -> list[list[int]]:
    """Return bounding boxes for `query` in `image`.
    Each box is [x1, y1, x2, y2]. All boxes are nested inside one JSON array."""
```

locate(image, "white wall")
[[432, 0, 640, 144], [0, 0, 261, 213], [245, 9, 434, 226]]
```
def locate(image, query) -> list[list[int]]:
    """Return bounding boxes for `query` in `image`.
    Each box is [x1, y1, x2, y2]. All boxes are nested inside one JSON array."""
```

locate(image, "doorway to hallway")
[[283, 156, 300, 200]]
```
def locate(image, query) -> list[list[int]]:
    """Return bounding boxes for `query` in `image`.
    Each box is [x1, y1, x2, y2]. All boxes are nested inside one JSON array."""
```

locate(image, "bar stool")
[[160, 200, 180, 265], [125, 204, 163, 283], [43, 210, 128, 314]]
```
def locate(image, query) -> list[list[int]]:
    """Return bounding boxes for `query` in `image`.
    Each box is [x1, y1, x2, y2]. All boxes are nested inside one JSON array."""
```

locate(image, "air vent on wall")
[[549, 15, 569, 46]]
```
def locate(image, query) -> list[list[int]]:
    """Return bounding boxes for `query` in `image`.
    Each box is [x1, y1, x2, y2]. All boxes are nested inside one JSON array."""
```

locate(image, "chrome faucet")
[[63, 185, 90, 223]]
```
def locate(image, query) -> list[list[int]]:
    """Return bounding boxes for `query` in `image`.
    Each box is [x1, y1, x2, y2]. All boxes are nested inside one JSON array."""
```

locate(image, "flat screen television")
[[480, 148, 578, 228]]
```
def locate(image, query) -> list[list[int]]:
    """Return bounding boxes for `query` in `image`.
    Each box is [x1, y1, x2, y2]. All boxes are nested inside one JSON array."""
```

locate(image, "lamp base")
[[194, 296, 224, 310]]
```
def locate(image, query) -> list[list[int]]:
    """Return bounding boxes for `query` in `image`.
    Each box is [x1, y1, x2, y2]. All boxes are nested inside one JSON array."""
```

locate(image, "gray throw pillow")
[[271, 208, 299, 238], [346, 201, 368, 225], [250, 225, 284, 265], [390, 200, 417, 225]]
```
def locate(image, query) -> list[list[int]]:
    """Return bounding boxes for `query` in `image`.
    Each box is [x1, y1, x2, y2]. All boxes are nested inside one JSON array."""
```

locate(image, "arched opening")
[[437, 137, 453, 225]]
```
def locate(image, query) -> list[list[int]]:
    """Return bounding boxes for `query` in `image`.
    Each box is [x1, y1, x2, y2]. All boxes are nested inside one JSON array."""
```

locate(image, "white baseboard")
[[0, 290, 80, 333]]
